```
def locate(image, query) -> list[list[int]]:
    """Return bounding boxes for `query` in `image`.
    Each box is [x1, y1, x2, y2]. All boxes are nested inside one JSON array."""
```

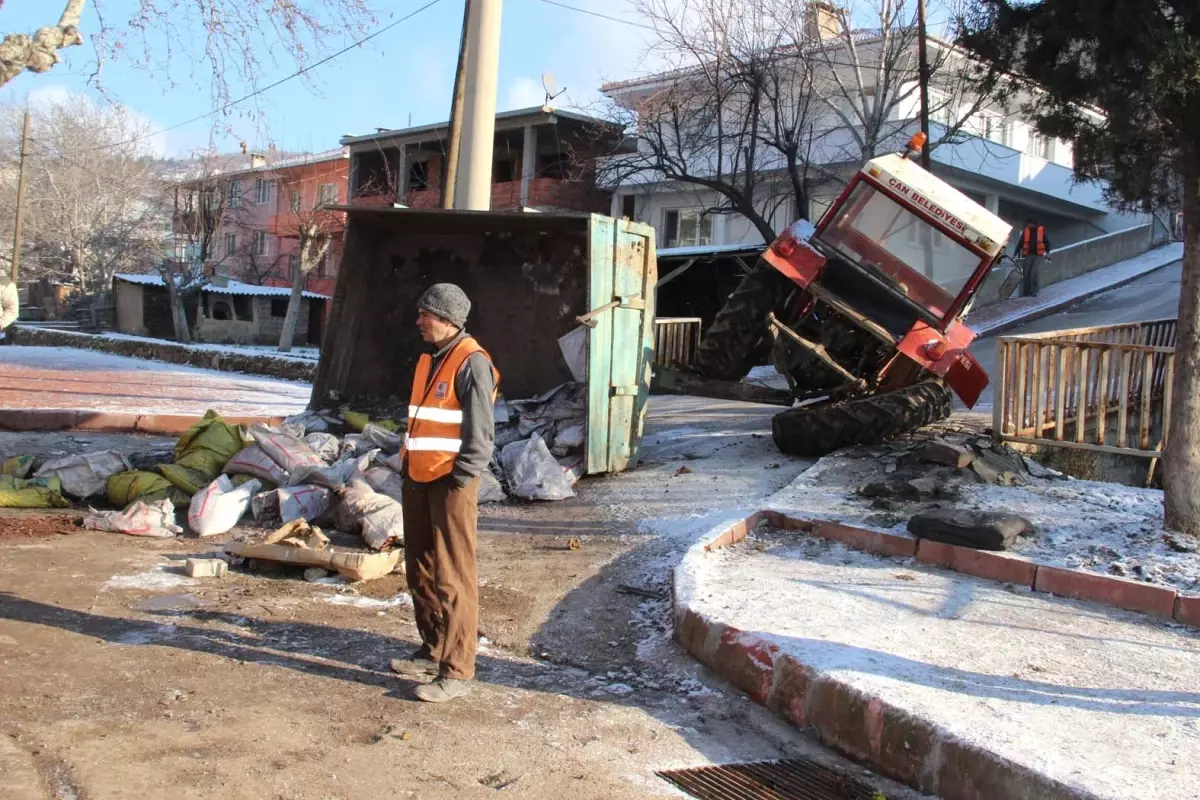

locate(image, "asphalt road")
[[967, 261, 1183, 409]]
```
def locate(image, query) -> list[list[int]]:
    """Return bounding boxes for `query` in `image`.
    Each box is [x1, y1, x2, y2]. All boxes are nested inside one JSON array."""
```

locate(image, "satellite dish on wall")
[[542, 72, 566, 111]]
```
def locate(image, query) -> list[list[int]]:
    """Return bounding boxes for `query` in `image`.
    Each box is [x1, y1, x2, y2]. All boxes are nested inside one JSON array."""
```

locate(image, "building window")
[[318, 183, 338, 205], [290, 190, 302, 212], [224, 232, 237, 257], [809, 197, 832, 224], [288, 252, 300, 276], [536, 154, 570, 180], [227, 181, 242, 208], [1028, 132, 1054, 161], [409, 161, 429, 190], [621, 194, 636, 219], [253, 230, 269, 256], [270, 298, 289, 317], [980, 115, 1012, 147], [233, 296, 254, 320], [255, 178, 271, 204], [318, 244, 334, 278], [494, 158, 516, 183], [663, 208, 712, 249]]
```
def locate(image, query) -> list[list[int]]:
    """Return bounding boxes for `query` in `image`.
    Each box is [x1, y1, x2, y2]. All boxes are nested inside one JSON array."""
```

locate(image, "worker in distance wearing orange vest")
[[390, 283, 499, 703], [1019, 219, 1051, 298]]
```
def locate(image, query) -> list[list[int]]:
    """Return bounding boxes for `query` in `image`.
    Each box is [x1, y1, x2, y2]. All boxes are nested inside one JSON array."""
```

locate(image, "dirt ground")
[[0, 398, 922, 800]]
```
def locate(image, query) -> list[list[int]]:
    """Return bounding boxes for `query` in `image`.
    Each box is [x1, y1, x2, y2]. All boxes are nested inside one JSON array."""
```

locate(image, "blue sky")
[[1, 0, 656, 156]]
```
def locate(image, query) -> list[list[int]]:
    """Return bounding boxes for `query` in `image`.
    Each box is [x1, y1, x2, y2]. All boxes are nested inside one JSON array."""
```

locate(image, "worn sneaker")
[[413, 676, 472, 703], [389, 648, 439, 677]]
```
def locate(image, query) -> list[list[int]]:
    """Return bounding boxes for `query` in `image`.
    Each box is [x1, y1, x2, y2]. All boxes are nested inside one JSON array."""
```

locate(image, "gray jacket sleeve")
[[450, 351, 496, 487]]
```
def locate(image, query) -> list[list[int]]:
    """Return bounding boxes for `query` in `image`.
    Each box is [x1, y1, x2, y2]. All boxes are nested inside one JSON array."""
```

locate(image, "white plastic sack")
[[339, 434, 369, 460], [557, 326, 588, 383], [84, 499, 181, 538], [363, 466, 405, 503], [250, 424, 325, 481], [557, 454, 586, 486], [188, 475, 262, 536], [291, 457, 359, 489], [553, 421, 586, 451], [278, 484, 331, 523], [379, 451, 404, 475], [361, 423, 403, 455], [478, 470, 506, 504], [499, 434, 576, 501], [339, 479, 404, 550], [224, 445, 289, 486], [36, 451, 131, 499], [284, 410, 335, 435], [304, 433, 340, 463]]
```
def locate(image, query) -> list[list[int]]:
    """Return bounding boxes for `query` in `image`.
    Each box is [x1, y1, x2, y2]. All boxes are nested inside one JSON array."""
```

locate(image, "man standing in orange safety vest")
[[1019, 219, 1052, 298], [390, 283, 499, 704]]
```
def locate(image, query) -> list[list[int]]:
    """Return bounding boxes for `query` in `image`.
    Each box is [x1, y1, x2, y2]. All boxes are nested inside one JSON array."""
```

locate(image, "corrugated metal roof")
[[113, 273, 329, 300]]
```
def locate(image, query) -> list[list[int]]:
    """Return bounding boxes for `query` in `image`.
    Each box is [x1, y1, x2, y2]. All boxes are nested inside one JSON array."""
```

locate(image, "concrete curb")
[[674, 510, 1193, 799], [0, 409, 284, 435], [971, 254, 1181, 338], [8, 326, 318, 383]]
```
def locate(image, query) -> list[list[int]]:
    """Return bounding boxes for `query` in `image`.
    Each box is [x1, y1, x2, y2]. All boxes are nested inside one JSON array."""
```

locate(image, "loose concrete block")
[[923, 439, 975, 469], [185, 558, 228, 578]]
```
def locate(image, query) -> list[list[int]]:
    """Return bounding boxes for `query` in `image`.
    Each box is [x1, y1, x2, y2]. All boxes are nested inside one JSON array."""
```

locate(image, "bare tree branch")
[[0, 0, 85, 87]]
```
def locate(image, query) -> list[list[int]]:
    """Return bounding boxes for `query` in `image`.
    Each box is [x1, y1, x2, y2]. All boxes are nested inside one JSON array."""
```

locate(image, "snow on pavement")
[[98, 331, 321, 362], [686, 528, 1200, 800], [966, 241, 1183, 335], [0, 345, 311, 417]]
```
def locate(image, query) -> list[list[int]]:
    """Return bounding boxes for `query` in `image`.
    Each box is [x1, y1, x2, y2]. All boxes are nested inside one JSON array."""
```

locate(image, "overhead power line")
[[53, 0, 447, 156]]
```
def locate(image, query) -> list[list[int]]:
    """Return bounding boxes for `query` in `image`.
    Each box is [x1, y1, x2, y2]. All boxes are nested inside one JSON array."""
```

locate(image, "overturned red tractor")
[[694, 134, 1013, 457]]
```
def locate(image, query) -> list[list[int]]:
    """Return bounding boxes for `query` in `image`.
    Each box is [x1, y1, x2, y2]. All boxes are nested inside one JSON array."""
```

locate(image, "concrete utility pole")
[[442, 0, 472, 209], [453, 0, 502, 210], [916, 0, 932, 171], [11, 109, 29, 281]]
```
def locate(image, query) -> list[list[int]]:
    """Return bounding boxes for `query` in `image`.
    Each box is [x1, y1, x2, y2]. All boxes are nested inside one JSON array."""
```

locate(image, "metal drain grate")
[[657, 757, 884, 800]]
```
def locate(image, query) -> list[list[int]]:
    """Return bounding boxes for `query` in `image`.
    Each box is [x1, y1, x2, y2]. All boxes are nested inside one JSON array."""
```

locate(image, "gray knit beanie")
[[418, 283, 471, 328]]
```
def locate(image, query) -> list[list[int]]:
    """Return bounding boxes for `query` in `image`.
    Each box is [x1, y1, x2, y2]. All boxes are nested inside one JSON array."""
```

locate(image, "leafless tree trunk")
[[156, 261, 192, 343], [278, 227, 329, 352]]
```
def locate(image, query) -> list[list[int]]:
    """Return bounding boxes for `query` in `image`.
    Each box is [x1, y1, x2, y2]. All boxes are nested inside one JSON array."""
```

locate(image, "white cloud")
[[26, 83, 74, 109], [505, 76, 547, 111]]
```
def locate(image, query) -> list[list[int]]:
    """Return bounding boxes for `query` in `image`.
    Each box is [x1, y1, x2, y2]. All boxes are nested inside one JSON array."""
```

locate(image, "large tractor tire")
[[694, 263, 793, 381], [772, 380, 953, 458]]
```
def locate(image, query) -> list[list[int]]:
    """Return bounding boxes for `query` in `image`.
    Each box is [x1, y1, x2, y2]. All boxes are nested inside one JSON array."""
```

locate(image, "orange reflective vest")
[[404, 336, 499, 483], [1021, 225, 1047, 256]]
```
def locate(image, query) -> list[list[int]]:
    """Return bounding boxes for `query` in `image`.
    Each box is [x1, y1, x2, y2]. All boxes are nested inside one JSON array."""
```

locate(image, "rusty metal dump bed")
[[314, 207, 657, 474]]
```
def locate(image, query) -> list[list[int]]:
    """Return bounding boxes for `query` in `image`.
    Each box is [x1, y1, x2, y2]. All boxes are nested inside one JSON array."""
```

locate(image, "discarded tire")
[[771, 380, 953, 458], [694, 263, 794, 381]]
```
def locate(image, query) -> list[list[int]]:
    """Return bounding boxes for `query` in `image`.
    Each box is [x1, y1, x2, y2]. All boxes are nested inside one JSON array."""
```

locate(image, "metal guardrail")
[[994, 319, 1176, 458], [653, 317, 702, 368]]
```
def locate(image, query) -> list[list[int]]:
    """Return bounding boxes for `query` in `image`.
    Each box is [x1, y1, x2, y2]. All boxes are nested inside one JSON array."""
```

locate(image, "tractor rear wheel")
[[694, 263, 794, 381], [771, 380, 953, 458]]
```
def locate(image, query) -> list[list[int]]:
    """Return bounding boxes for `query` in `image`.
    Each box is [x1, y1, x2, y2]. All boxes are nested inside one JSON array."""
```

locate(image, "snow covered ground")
[[766, 447, 1200, 593], [683, 527, 1200, 800], [100, 332, 322, 362]]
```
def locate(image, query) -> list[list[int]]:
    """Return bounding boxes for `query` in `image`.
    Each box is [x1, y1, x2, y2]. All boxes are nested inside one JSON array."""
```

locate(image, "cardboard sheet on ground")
[[226, 539, 400, 581]]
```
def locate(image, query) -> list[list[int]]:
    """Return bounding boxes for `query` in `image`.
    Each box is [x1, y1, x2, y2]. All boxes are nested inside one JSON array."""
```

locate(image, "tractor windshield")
[[818, 181, 985, 321]]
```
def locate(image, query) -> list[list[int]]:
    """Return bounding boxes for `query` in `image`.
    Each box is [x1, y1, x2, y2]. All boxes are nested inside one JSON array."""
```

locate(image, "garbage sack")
[[499, 434, 576, 501], [278, 484, 331, 523], [83, 499, 181, 538], [478, 470, 506, 504], [284, 410, 340, 435], [188, 475, 262, 536], [249, 424, 324, 481], [224, 445, 289, 486], [343, 411, 371, 432], [363, 466, 405, 503], [107, 470, 189, 508], [0, 475, 70, 508], [251, 489, 280, 521], [557, 454, 586, 486], [557, 326, 588, 383], [495, 423, 524, 450], [379, 451, 404, 475], [291, 458, 359, 489], [278, 422, 306, 438], [361, 423, 403, 455], [158, 410, 245, 494], [1, 455, 34, 478], [35, 451, 131, 499], [337, 479, 404, 550], [304, 433, 341, 463], [553, 421, 586, 452]]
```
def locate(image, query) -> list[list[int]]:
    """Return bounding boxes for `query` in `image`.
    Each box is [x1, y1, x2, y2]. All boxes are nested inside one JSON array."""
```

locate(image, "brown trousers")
[[401, 476, 479, 681]]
